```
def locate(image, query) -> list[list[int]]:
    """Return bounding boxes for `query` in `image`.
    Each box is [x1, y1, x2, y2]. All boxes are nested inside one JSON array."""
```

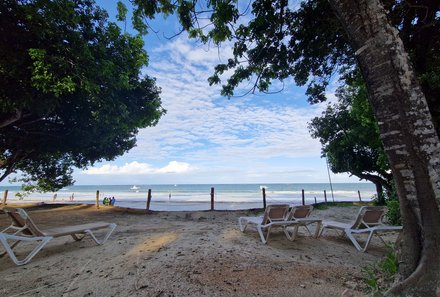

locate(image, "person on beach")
[[103, 197, 110, 206], [111, 197, 115, 206]]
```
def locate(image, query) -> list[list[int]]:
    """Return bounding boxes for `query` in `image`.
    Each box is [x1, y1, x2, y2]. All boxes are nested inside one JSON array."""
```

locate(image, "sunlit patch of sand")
[[126, 232, 179, 257]]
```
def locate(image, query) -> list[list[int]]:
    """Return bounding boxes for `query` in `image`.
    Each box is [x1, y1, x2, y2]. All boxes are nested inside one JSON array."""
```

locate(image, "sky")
[[2, 1, 365, 186]]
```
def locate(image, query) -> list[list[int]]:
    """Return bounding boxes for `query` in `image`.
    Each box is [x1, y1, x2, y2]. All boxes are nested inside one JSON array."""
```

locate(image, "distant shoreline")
[[0, 183, 375, 211], [1, 200, 373, 214]]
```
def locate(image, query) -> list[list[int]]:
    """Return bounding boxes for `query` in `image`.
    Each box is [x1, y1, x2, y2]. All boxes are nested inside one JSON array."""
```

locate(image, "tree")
[[0, 0, 165, 191], [130, 0, 440, 295], [329, 1, 440, 295], [309, 73, 392, 204]]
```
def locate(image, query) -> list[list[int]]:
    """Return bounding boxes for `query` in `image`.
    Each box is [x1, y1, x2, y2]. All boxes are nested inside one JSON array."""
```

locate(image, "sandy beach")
[[0, 204, 400, 296]]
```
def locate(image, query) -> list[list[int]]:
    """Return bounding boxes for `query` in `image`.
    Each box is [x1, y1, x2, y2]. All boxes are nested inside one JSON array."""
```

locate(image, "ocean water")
[[0, 183, 376, 211]]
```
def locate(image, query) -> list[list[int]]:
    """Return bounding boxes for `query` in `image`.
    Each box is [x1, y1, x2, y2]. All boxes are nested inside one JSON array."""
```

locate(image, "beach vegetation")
[[371, 184, 401, 225], [0, 0, 165, 192], [384, 189, 401, 226], [129, 0, 439, 294], [363, 246, 399, 295], [314, 202, 353, 210]]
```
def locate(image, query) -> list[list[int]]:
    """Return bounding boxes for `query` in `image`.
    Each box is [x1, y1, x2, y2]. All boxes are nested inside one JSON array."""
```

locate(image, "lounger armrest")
[[42, 222, 116, 237], [372, 225, 402, 231], [321, 220, 351, 230]]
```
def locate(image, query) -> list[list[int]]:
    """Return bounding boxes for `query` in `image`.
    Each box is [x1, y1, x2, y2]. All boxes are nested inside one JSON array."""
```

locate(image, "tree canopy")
[[0, 0, 165, 191], [308, 73, 392, 203], [131, 0, 439, 132]]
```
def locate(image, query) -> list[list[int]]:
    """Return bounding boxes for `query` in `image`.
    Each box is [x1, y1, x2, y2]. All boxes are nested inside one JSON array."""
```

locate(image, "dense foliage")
[[308, 73, 392, 203], [131, 0, 439, 131], [0, 0, 165, 191]]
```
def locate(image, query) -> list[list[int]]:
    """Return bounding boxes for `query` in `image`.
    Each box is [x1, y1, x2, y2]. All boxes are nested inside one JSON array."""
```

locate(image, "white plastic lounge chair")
[[0, 207, 117, 265], [319, 206, 402, 252], [238, 204, 290, 244], [284, 205, 322, 240]]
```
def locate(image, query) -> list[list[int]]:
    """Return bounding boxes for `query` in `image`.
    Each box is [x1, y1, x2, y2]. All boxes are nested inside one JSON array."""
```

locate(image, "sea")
[[0, 183, 376, 211]]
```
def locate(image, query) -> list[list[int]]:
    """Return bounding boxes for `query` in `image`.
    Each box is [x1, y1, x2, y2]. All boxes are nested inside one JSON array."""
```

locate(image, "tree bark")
[[328, 0, 440, 296], [357, 172, 389, 204]]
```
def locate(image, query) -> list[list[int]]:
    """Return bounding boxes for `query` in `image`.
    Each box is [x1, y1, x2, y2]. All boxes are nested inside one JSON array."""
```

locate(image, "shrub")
[[386, 199, 401, 225], [363, 246, 399, 295]]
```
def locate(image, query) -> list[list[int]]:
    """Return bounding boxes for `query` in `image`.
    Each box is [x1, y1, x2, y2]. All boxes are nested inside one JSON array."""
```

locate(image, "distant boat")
[[131, 185, 139, 190]]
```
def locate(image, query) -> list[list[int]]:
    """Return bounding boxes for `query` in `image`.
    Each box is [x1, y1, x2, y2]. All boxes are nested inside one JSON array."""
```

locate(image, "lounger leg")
[[318, 226, 326, 237], [345, 229, 375, 252], [83, 223, 117, 245], [313, 221, 322, 238], [0, 240, 21, 257], [257, 225, 270, 244], [0, 234, 52, 266], [363, 230, 376, 252], [238, 218, 248, 232], [284, 225, 300, 241], [298, 222, 321, 237]]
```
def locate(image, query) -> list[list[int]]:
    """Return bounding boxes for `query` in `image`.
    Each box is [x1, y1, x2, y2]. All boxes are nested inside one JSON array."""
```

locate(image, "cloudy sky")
[[3, 1, 364, 186], [73, 0, 364, 186]]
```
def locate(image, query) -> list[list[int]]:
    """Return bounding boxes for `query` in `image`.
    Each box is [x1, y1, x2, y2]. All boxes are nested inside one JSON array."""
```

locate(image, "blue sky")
[[3, 1, 364, 186]]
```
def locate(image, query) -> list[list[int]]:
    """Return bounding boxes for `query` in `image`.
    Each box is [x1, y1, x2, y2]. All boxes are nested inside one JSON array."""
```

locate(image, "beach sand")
[[0, 204, 400, 296]]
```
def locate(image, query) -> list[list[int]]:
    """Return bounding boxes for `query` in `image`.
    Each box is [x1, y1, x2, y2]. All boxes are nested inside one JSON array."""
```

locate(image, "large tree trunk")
[[328, 0, 440, 296]]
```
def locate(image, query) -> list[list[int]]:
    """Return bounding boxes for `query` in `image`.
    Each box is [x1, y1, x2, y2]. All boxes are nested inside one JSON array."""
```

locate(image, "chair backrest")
[[262, 204, 290, 224], [3, 207, 45, 236], [286, 205, 313, 220], [352, 206, 387, 229]]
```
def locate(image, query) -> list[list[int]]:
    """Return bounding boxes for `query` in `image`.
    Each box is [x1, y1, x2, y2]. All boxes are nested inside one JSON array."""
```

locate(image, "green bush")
[[386, 199, 401, 225], [382, 185, 401, 225], [363, 246, 399, 295], [380, 248, 399, 276]]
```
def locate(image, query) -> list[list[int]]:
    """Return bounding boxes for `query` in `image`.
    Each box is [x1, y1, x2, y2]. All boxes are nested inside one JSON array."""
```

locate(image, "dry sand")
[[0, 204, 400, 297]]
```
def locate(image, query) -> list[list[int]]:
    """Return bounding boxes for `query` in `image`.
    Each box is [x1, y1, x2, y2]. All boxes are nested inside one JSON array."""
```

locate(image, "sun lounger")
[[0, 207, 116, 265], [238, 204, 290, 244], [284, 205, 322, 240], [318, 206, 402, 252], [238, 204, 322, 243]]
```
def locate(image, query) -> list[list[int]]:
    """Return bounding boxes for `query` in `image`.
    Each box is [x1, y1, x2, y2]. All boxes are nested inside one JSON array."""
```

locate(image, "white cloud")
[[131, 37, 325, 163], [156, 161, 193, 174], [84, 161, 194, 175], [74, 36, 357, 184]]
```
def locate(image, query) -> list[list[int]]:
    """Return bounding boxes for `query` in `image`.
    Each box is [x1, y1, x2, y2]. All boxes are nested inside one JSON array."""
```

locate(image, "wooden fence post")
[[324, 190, 327, 203], [2, 190, 8, 207], [262, 188, 267, 209], [146, 189, 152, 210], [301, 189, 305, 205], [210, 187, 215, 211], [95, 190, 100, 209], [358, 190, 362, 202]]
